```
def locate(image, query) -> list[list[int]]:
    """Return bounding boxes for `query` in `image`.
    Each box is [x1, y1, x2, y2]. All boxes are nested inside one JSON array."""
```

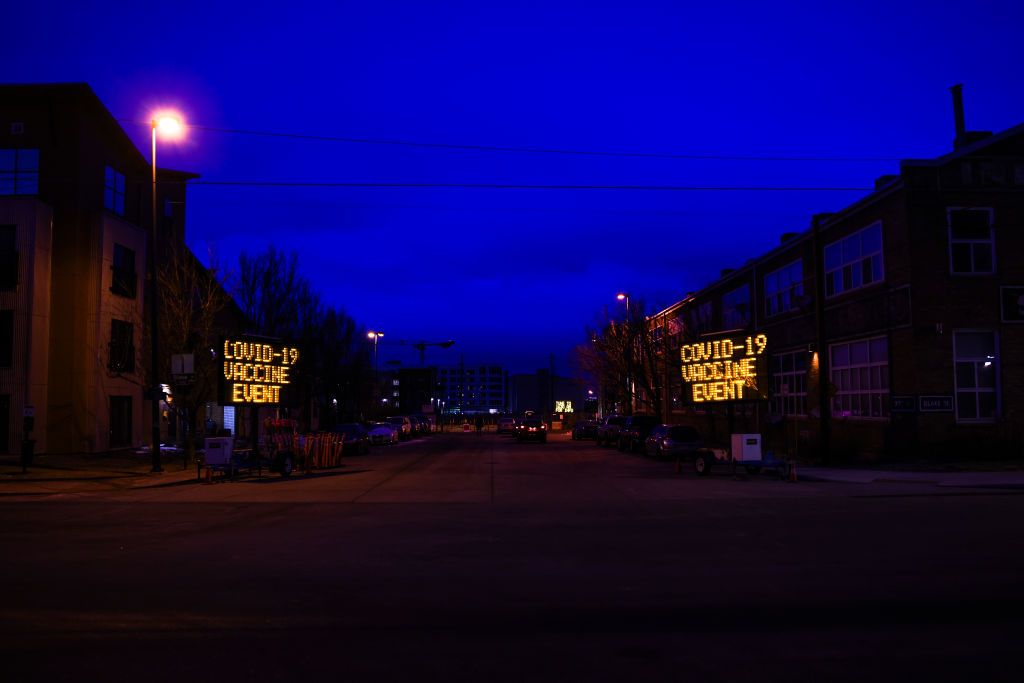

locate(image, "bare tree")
[[575, 300, 665, 419], [155, 241, 233, 463]]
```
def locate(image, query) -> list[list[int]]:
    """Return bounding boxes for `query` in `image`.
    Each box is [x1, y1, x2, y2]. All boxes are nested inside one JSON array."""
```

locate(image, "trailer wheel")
[[694, 451, 712, 476]]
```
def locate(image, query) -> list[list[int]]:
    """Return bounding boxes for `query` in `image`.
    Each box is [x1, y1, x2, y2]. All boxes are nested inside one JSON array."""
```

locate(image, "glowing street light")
[[147, 110, 186, 474], [616, 292, 630, 317]]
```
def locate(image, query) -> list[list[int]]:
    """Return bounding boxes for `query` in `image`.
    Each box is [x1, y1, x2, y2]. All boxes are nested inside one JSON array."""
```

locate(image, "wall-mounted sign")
[[891, 395, 917, 413], [679, 333, 768, 403], [218, 338, 300, 406], [919, 395, 953, 412]]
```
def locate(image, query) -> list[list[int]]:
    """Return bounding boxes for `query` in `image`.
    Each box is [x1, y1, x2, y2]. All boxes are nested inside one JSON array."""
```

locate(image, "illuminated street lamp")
[[616, 292, 630, 317], [148, 111, 185, 474], [616, 293, 634, 413], [368, 331, 384, 410]]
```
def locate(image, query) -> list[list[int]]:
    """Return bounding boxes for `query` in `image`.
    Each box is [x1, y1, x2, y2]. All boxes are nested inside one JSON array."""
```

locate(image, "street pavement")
[[1, 433, 1023, 681]]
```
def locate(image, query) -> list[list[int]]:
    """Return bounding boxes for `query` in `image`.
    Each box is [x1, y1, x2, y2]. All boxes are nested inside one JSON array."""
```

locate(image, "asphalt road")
[[2, 433, 1022, 682]]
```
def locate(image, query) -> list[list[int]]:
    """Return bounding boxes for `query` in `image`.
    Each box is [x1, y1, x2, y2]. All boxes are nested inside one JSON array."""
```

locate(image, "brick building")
[[649, 101, 1024, 461], [0, 83, 200, 454]]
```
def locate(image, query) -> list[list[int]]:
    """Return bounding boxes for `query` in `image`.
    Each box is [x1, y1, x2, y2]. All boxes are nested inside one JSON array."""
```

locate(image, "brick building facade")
[[649, 116, 1024, 462]]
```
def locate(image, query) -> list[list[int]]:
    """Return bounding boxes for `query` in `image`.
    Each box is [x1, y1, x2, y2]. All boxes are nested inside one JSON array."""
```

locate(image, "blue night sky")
[[8, 1, 1024, 374]]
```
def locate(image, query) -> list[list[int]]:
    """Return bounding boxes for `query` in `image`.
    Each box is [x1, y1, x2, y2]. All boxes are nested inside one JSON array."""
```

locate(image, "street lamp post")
[[617, 293, 633, 414], [148, 113, 184, 474], [368, 331, 384, 412]]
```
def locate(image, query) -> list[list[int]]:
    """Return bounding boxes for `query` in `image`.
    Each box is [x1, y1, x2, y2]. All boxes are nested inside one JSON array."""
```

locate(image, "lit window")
[[721, 286, 750, 329], [769, 350, 807, 416], [0, 148, 39, 195], [764, 260, 803, 317], [954, 331, 998, 422], [948, 208, 994, 274], [830, 336, 888, 418], [824, 222, 884, 298], [104, 166, 126, 215]]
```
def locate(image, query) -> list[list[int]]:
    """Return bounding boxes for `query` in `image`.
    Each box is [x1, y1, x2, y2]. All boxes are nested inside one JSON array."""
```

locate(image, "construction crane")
[[394, 339, 456, 366]]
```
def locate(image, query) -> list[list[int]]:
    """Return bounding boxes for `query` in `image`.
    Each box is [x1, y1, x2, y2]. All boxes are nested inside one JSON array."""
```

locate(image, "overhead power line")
[[121, 119, 902, 162], [187, 180, 874, 191]]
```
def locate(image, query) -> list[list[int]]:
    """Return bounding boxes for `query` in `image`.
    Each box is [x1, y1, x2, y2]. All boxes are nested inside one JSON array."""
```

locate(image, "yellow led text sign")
[[221, 339, 299, 405], [680, 334, 767, 403]]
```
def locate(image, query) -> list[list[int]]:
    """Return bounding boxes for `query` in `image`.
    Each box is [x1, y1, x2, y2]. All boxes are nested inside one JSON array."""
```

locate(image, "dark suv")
[[617, 415, 661, 453], [596, 415, 627, 447]]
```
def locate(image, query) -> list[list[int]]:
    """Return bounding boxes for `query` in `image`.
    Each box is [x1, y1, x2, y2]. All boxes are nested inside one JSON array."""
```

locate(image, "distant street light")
[[616, 292, 630, 317], [148, 111, 185, 474]]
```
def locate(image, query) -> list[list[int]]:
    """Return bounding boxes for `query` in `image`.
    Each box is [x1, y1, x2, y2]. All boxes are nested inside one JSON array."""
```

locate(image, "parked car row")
[[331, 414, 435, 453], [580, 414, 713, 474]]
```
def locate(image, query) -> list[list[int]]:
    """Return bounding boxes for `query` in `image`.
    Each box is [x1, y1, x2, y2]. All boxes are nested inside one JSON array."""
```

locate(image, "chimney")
[[950, 84, 966, 148]]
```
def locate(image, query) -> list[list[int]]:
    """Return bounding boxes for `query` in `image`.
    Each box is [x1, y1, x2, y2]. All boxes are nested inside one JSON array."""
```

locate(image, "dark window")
[[0, 309, 13, 367], [104, 166, 126, 215], [0, 225, 16, 290], [109, 396, 132, 448], [109, 319, 135, 373], [0, 148, 39, 195], [949, 208, 994, 274], [110, 243, 137, 298]]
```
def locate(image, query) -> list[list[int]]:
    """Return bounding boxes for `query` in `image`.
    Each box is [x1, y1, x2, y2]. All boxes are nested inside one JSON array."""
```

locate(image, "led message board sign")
[[219, 338, 300, 406], [679, 333, 768, 403]]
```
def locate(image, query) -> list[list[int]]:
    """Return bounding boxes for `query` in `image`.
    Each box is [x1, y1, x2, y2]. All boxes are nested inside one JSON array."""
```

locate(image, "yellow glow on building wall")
[[680, 334, 768, 403]]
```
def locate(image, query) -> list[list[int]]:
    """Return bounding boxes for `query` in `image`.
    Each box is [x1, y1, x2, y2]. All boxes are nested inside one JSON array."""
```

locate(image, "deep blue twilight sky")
[[7, 1, 1024, 374]]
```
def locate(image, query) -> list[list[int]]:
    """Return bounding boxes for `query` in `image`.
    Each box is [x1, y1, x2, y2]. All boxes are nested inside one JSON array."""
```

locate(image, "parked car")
[[333, 422, 370, 455], [408, 415, 431, 436], [596, 415, 627, 447], [386, 416, 413, 440], [367, 422, 399, 446], [571, 419, 600, 440], [618, 415, 661, 453], [645, 424, 703, 460], [515, 418, 547, 443], [497, 417, 517, 434]]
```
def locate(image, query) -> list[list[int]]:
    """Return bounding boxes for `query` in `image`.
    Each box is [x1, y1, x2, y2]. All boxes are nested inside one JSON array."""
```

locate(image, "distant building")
[[436, 364, 506, 414], [0, 83, 212, 454], [649, 93, 1024, 461], [509, 370, 585, 417]]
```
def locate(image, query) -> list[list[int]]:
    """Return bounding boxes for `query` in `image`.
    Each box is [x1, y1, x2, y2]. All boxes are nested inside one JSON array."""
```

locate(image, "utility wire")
[[187, 180, 874, 191], [121, 119, 902, 162]]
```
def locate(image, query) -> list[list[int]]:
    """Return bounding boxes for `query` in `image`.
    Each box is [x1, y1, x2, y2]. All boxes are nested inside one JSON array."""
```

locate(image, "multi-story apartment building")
[[1, 83, 195, 454], [436, 364, 507, 414], [649, 97, 1024, 461]]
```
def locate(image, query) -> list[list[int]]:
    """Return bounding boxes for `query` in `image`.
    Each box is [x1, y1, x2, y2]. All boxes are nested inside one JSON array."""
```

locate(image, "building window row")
[[830, 336, 889, 419], [825, 222, 884, 298]]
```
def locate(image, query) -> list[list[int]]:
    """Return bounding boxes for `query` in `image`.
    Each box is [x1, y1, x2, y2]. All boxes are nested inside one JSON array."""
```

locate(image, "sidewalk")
[[0, 448, 199, 497], [799, 466, 1024, 488]]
